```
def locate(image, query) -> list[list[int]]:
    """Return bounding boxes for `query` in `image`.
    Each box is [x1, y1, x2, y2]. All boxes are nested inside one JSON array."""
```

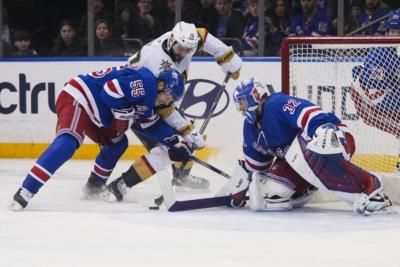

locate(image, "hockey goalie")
[[219, 78, 393, 216]]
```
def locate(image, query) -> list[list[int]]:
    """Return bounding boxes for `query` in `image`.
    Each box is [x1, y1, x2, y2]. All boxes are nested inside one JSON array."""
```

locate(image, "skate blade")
[[100, 190, 119, 202], [8, 201, 25, 211]]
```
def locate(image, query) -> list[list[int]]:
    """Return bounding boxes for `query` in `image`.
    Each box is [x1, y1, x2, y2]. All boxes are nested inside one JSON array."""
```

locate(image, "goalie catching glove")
[[307, 123, 353, 160], [215, 47, 242, 80]]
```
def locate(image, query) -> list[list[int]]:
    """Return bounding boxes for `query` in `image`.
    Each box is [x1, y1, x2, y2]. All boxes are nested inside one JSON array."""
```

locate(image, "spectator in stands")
[[2, 9, 14, 50], [182, 0, 219, 30], [317, 0, 337, 20], [48, 20, 85, 57], [131, 0, 161, 42], [287, 0, 334, 36], [344, 0, 364, 35], [209, 0, 245, 53], [359, 0, 391, 35], [265, 0, 291, 56], [242, 0, 259, 56], [114, 2, 137, 39], [94, 19, 124, 56], [156, 0, 177, 33], [10, 30, 38, 57], [79, 0, 112, 38]]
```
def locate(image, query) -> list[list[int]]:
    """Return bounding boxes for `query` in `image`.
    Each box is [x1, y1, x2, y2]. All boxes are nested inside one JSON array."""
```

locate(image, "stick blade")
[[168, 195, 231, 212]]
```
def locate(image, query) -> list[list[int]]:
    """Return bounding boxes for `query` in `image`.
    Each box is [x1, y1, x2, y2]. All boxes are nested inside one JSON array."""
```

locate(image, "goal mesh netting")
[[281, 37, 400, 175]]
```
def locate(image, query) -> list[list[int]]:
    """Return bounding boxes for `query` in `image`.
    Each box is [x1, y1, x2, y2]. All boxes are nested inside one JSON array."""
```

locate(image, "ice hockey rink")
[[1, 158, 400, 267]]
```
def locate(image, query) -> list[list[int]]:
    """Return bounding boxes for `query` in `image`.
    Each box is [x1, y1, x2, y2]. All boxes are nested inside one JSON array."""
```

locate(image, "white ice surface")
[[1, 159, 400, 267]]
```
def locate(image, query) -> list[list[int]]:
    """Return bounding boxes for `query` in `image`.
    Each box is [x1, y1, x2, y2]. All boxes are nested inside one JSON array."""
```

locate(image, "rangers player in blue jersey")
[[351, 9, 400, 170], [220, 78, 393, 215], [9, 66, 188, 210], [351, 10, 400, 169]]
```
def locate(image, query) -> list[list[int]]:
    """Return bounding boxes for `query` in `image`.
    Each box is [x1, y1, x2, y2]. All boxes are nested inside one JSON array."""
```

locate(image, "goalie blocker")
[[284, 124, 393, 216]]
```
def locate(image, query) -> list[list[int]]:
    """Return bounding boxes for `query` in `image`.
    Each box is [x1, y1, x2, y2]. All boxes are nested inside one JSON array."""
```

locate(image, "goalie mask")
[[157, 68, 184, 101], [167, 21, 199, 62], [233, 78, 268, 124]]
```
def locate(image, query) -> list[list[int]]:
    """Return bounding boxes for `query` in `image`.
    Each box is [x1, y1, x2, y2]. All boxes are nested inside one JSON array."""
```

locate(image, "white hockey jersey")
[[128, 28, 233, 79]]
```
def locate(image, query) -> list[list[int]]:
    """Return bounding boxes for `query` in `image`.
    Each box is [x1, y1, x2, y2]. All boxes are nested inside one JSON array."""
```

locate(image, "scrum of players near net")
[[9, 21, 242, 211], [9, 19, 395, 216]]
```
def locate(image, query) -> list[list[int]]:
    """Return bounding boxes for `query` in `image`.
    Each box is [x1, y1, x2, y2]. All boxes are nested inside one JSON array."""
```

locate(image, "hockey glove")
[[183, 130, 206, 150], [215, 47, 242, 80], [168, 141, 193, 162], [111, 108, 135, 132]]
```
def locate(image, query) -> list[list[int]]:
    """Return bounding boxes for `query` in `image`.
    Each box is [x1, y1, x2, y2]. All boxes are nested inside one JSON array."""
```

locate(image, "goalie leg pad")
[[285, 135, 384, 204], [248, 172, 295, 212]]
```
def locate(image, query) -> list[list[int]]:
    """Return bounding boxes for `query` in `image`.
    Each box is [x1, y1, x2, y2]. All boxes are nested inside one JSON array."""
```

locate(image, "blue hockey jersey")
[[354, 47, 400, 111], [242, 93, 341, 170], [63, 65, 158, 128]]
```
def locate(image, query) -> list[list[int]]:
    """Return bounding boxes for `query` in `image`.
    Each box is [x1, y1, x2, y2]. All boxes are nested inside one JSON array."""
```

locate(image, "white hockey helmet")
[[168, 21, 199, 61]]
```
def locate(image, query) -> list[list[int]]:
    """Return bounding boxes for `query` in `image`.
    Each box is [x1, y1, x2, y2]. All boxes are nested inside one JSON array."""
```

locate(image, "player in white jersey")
[[123, 21, 243, 192]]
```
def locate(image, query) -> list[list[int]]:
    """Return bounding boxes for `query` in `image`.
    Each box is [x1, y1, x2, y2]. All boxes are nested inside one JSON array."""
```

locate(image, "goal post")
[[281, 37, 400, 202]]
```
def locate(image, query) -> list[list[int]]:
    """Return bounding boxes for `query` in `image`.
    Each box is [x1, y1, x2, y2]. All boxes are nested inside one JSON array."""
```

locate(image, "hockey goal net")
[[281, 37, 400, 199]]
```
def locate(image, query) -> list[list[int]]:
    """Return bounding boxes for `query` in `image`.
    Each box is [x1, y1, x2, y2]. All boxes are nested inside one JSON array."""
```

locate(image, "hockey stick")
[[154, 73, 232, 206], [130, 127, 233, 209], [175, 72, 232, 178], [130, 127, 232, 180]]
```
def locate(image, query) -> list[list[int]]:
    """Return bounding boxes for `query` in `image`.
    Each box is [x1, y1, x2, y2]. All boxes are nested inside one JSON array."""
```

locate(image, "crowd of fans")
[[1, 0, 400, 58]]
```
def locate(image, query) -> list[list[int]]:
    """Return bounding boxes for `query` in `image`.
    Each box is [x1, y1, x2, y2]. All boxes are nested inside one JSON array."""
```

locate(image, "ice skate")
[[354, 188, 394, 216], [82, 174, 106, 199], [9, 188, 33, 211], [172, 174, 210, 193], [101, 178, 127, 202], [171, 165, 210, 193]]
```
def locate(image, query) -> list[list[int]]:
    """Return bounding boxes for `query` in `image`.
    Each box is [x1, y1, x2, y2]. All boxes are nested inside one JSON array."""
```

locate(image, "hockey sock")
[[91, 135, 128, 183], [22, 134, 79, 194]]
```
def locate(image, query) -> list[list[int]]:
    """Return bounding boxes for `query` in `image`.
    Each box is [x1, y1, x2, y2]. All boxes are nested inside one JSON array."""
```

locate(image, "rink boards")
[[0, 57, 398, 171]]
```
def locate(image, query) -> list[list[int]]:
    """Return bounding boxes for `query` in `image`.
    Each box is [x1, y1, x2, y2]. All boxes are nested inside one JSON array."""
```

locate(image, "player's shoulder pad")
[[196, 28, 208, 49]]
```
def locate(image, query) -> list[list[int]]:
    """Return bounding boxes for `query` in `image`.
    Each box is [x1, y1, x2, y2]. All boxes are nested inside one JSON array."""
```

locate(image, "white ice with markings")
[[1, 159, 400, 267]]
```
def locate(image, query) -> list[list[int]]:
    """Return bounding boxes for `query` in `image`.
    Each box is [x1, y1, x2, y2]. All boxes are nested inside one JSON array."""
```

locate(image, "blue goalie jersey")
[[242, 93, 341, 170]]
